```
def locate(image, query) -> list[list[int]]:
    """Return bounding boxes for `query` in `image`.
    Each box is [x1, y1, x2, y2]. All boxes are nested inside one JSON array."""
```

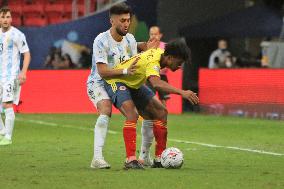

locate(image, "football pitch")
[[0, 113, 283, 189]]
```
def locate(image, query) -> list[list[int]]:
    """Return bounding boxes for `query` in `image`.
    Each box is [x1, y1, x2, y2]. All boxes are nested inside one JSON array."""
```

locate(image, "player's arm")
[[19, 51, 31, 85], [148, 76, 199, 105], [97, 57, 139, 79], [137, 38, 159, 52]]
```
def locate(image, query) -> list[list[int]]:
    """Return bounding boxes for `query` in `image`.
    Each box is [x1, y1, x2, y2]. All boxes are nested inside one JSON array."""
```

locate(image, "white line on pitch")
[[169, 139, 284, 156], [16, 118, 118, 134], [17, 118, 283, 156]]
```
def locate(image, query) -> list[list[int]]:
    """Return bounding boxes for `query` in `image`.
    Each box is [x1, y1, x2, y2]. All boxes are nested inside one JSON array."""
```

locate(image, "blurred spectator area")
[[3, 0, 97, 27]]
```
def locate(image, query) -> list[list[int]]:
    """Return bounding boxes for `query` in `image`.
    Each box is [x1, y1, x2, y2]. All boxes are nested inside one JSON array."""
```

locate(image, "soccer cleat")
[[90, 159, 111, 169], [138, 156, 153, 167], [124, 160, 145, 170], [151, 159, 163, 168], [0, 138, 12, 145]]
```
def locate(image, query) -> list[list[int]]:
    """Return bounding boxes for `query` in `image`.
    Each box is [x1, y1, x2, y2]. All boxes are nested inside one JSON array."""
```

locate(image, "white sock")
[[4, 108, 15, 140], [139, 119, 154, 159], [93, 114, 110, 160], [0, 114, 5, 135]]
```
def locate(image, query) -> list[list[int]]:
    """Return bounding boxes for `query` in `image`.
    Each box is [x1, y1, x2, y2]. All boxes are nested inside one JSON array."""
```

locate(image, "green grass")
[[0, 114, 283, 189]]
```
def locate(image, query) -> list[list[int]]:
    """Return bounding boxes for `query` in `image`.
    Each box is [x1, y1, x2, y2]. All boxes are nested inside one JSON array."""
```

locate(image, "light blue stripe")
[[125, 35, 133, 57], [7, 32, 14, 81], [0, 33, 3, 81]]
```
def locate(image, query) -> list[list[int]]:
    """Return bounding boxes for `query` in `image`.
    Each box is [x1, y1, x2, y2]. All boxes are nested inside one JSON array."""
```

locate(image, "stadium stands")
[[5, 0, 97, 26]]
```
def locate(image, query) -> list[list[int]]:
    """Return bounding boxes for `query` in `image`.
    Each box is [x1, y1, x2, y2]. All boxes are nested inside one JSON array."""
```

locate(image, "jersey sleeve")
[[146, 61, 160, 78], [92, 37, 108, 65], [127, 34, 137, 56], [17, 33, 29, 53]]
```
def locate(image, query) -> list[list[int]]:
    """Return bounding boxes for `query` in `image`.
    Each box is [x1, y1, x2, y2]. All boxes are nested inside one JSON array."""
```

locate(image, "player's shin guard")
[[94, 114, 110, 159], [139, 120, 153, 159], [4, 108, 15, 140], [153, 120, 167, 158], [123, 121, 137, 160]]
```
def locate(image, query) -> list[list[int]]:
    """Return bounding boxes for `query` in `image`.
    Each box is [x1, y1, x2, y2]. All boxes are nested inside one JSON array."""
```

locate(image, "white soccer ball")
[[161, 147, 184, 169]]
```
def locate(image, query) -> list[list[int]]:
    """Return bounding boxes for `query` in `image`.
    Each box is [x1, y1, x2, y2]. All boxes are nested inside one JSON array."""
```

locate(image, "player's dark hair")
[[164, 38, 191, 63], [109, 2, 132, 17], [0, 7, 11, 15]]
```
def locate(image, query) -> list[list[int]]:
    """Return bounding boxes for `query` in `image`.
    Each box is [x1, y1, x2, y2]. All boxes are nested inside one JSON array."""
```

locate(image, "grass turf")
[[0, 113, 283, 189]]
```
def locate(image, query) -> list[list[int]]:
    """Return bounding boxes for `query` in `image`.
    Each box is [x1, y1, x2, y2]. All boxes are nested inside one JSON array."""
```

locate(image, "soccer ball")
[[161, 147, 184, 169]]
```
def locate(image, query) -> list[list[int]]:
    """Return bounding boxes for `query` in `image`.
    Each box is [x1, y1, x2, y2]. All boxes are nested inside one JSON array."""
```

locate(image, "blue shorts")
[[103, 81, 155, 111]]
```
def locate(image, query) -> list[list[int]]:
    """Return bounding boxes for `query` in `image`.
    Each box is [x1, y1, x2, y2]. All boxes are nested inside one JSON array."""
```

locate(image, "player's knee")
[[125, 111, 139, 121], [98, 106, 112, 117], [2, 102, 13, 109], [101, 109, 112, 117], [156, 106, 168, 120]]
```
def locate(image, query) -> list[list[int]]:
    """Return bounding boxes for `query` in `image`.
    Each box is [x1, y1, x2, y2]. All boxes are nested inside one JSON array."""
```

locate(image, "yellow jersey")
[[104, 48, 163, 89]]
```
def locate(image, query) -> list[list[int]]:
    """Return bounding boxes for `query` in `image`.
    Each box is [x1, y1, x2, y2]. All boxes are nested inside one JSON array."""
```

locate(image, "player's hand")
[[181, 90, 199, 105], [127, 57, 140, 75], [18, 71, 27, 85], [146, 37, 159, 49]]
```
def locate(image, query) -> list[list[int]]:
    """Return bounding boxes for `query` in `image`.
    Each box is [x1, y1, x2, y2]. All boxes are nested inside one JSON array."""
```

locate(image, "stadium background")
[[5, 0, 284, 120]]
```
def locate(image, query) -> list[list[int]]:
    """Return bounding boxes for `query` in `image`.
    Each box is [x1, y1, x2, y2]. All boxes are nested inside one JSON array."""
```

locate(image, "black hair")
[[109, 2, 132, 17], [164, 38, 191, 63]]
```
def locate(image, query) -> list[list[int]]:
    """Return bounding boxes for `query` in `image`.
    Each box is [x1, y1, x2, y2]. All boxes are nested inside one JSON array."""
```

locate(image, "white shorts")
[[87, 80, 110, 108], [0, 79, 21, 105]]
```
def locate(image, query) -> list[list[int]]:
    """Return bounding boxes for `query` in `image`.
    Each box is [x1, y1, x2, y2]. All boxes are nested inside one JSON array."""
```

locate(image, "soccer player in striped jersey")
[[103, 38, 199, 169], [0, 7, 31, 145], [87, 2, 157, 169]]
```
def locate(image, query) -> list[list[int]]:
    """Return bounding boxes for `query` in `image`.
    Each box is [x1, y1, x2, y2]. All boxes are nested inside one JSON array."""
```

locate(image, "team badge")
[[153, 65, 160, 72]]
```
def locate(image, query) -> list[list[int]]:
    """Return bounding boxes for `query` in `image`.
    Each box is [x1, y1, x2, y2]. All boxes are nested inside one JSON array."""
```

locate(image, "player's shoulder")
[[11, 26, 25, 37], [125, 33, 136, 42], [141, 48, 163, 62], [146, 48, 164, 57], [93, 30, 109, 43]]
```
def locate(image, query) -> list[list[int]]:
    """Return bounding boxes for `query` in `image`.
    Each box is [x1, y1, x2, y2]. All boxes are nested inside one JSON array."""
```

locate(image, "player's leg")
[[0, 102, 14, 145], [0, 86, 5, 141], [143, 97, 168, 168], [139, 98, 167, 168], [104, 82, 144, 169], [138, 83, 155, 166], [0, 81, 17, 145], [133, 86, 168, 168], [87, 82, 111, 169], [0, 105, 5, 141]]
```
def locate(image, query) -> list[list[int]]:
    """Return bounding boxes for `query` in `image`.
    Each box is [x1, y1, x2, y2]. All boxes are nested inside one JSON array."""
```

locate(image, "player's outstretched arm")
[[19, 51, 31, 85], [148, 76, 199, 105]]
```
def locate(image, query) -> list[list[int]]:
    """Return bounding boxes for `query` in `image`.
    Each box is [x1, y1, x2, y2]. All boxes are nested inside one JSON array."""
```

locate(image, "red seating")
[[22, 4, 45, 14], [10, 7, 22, 20], [23, 17, 48, 27], [6, 0, 97, 27], [12, 16, 22, 27], [48, 16, 69, 25], [8, 4, 23, 14], [7, 0, 23, 5], [45, 1, 65, 13]]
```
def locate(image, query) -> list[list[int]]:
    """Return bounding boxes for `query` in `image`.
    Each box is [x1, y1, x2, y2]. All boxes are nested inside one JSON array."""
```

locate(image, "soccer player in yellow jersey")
[[103, 38, 199, 169]]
